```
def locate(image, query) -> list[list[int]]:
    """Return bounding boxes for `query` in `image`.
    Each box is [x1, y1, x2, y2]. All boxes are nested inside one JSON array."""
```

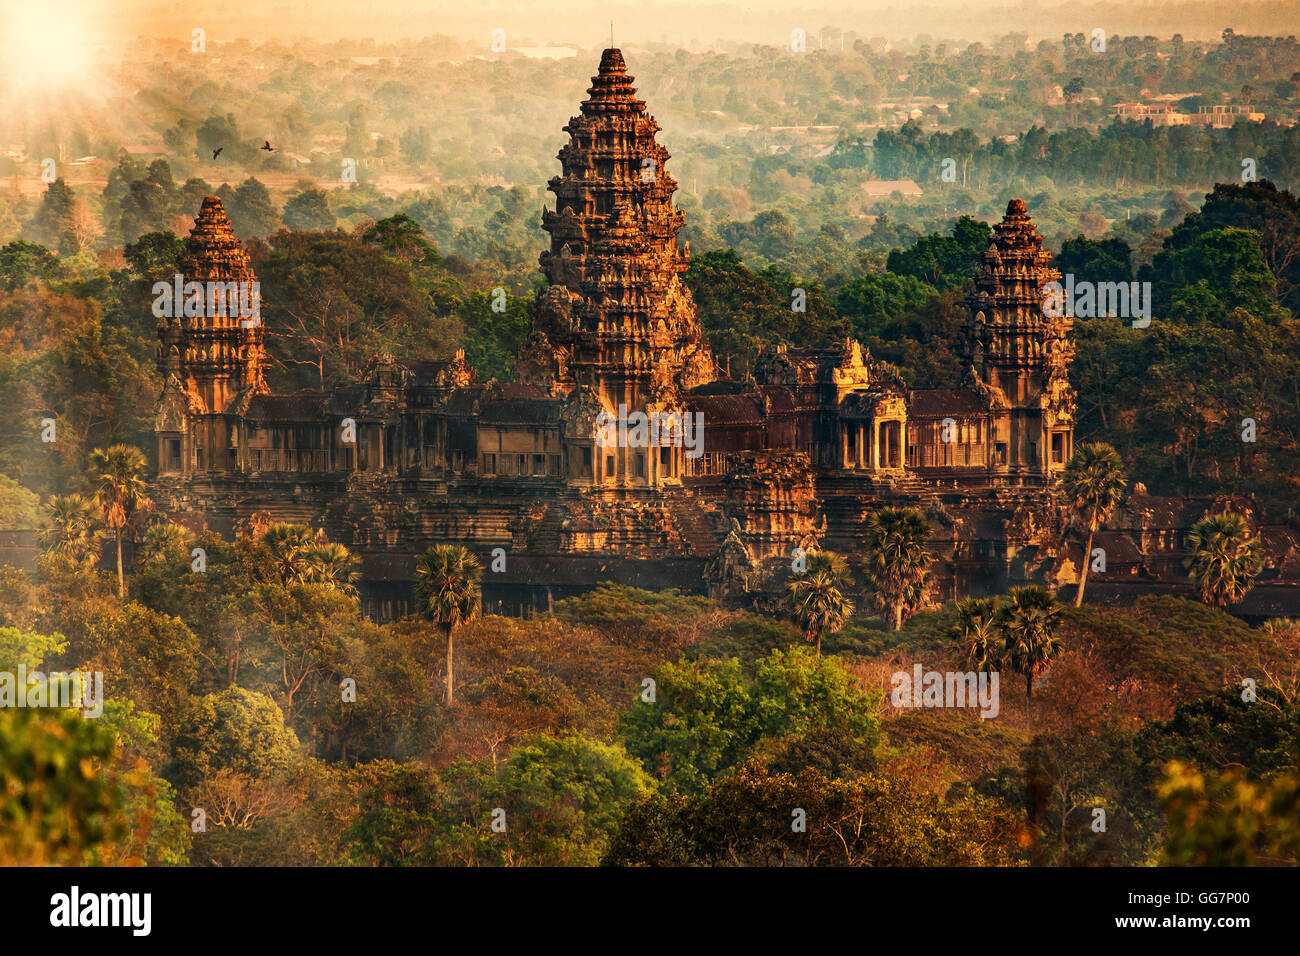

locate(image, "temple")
[[151, 50, 1299, 620]]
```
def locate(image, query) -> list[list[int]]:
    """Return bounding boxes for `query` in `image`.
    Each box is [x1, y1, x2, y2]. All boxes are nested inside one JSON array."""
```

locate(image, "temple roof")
[[908, 388, 986, 417], [245, 392, 328, 422], [581, 48, 647, 116], [181, 195, 255, 284]]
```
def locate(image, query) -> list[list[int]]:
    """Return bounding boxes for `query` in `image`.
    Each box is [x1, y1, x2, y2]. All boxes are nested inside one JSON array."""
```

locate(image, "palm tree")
[[262, 522, 314, 584], [949, 596, 1001, 673], [997, 586, 1064, 702], [862, 506, 932, 630], [1058, 442, 1127, 607], [1185, 512, 1263, 608], [414, 544, 482, 705], [301, 542, 361, 595], [137, 521, 192, 565], [804, 549, 853, 590], [87, 444, 150, 598], [38, 493, 99, 567], [785, 569, 854, 656]]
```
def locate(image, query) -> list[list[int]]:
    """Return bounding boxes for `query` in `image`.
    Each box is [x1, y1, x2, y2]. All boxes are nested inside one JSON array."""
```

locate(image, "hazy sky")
[[28, 0, 1300, 49]]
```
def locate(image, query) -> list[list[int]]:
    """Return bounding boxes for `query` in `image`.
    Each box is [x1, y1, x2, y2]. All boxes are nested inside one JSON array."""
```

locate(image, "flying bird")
[[261, 141, 275, 152], [212, 147, 223, 160]]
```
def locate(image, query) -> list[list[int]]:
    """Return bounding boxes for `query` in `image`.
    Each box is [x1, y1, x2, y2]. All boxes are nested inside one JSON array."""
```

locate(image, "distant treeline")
[[844, 119, 1300, 192]]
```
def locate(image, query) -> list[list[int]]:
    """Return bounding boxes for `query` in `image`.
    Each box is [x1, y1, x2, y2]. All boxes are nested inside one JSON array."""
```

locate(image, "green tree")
[[1054, 235, 1132, 286], [414, 544, 482, 705], [751, 647, 881, 778], [1159, 761, 1300, 865], [168, 686, 301, 790], [300, 542, 361, 594], [997, 586, 1064, 702], [87, 444, 150, 598], [0, 708, 133, 865], [220, 177, 281, 240], [1185, 512, 1263, 608], [0, 626, 67, 670], [0, 479, 40, 534], [861, 506, 932, 630], [949, 596, 1002, 672], [282, 185, 336, 232], [262, 522, 315, 584], [784, 569, 853, 656], [497, 734, 656, 865], [1058, 442, 1127, 606], [617, 656, 756, 795], [604, 760, 1023, 866]]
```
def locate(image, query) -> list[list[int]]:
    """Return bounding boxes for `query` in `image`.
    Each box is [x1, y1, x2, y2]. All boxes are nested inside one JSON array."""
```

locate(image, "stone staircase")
[[672, 499, 725, 557]]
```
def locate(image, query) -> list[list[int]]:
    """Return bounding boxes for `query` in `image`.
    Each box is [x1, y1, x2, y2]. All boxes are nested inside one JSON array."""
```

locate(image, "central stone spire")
[[964, 198, 1076, 481], [522, 48, 715, 411]]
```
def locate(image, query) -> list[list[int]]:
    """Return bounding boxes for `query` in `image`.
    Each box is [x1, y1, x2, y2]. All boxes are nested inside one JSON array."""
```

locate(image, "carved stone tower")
[[964, 198, 1075, 483], [154, 196, 268, 475], [522, 48, 716, 413]]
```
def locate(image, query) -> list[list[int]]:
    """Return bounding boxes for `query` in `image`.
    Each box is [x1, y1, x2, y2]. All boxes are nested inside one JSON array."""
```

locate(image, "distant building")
[[861, 180, 922, 198], [1113, 102, 1265, 127], [1187, 105, 1266, 127], [1112, 102, 1189, 126]]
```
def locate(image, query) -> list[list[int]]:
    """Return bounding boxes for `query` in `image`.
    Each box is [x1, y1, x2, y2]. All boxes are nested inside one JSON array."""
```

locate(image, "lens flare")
[[0, 1, 104, 96]]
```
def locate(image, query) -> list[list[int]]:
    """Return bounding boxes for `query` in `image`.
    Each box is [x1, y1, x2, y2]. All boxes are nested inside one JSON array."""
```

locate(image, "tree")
[[414, 544, 482, 705], [36, 493, 98, 567], [262, 522, 315, 584], [997, 586, 1064, 702], [222, 177, 281, 240], [604, 760, 1023, 866], [1185, 512, 1263, 608], [496, 734, 656, 866], [1054, 236, 1132, 286], [0, 240, 61, 290], [861, 506, 932, 630], [1159, 761, 1300, 865], [0, 708, 134, 865], [949, 596, 1001, 672], [282, 186, 336, 232], [87, 444, 150, 598], [751, 647, 881, 778], [27, 179, 76, 249], [300, 542, 361, 594], [361, 213, 439, 267], [1058, 442, 1127, 606], [168, 687, 301, 790], [784, 569, 853, 656], [617, 656, 756, 795]]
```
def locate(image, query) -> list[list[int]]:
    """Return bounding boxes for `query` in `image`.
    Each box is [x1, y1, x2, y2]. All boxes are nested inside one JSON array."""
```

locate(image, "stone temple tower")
[[154, 196, 268, 475], [520, 48, 716, 412], [964, 198, 1075, 483]]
